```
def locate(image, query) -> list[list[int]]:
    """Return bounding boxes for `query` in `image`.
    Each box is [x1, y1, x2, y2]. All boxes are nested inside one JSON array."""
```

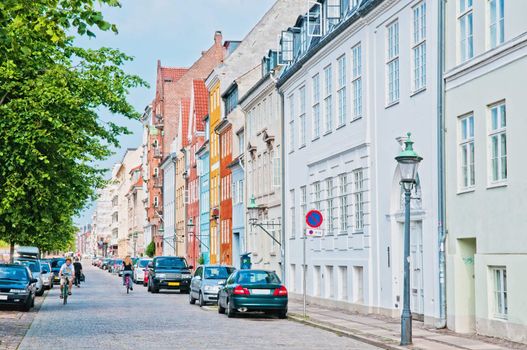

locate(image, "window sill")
[[350, 116, 362, 124], [410, 87, 426, 97], [487, 182, 508, 190], [323, 130, 332, 136], [385, 101, 399, 109], [337, 232, 348, 236], [299, 144, 306, 150], [312, 136, 320, 142], [492, 315, 509, 321], [457, 187, 475, 195], [336, 124, 346, 130], [288, 150, 294, 155], [352, 230, 364, 235]]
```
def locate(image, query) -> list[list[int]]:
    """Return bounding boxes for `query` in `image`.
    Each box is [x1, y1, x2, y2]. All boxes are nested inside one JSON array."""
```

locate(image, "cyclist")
[[122, 256, 134, 291], [59, 257, 75, 298], [73, 258, 83, 287]]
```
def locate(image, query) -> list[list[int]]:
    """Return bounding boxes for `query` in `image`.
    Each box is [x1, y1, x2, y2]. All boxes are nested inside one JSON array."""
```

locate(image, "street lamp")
[[395, 132, 423, 346], [247, 195, 258, 224], [187, 218, 196, 268]]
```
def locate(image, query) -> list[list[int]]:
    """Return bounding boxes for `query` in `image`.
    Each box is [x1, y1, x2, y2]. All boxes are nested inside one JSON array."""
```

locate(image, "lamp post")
[[395, 133, 423, 346]]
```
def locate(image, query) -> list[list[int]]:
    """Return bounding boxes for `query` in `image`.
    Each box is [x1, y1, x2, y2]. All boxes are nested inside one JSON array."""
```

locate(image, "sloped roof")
[[161, 67, 188, 82], [192, 80, 208, 132], [180, 98, 191, 147]]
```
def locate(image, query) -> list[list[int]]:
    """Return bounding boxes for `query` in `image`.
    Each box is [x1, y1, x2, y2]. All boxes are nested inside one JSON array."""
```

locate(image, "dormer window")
[[280, 30, 294, 64], [224, 86, 238, 115], [307, 3, 322, 37], [325, 0, 341, 32]]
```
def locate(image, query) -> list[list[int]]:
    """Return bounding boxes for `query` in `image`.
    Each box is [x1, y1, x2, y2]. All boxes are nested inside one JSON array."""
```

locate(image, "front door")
[[410, 221, 424, 318], [232, 232, 240, 269]]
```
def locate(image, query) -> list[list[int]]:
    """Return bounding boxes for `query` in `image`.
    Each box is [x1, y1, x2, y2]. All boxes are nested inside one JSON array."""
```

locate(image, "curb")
[[288, 313, 407, 350]]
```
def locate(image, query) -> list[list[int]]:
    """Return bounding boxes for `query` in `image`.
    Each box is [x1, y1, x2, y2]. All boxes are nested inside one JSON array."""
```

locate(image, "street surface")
[[17, 265, 380, 350]]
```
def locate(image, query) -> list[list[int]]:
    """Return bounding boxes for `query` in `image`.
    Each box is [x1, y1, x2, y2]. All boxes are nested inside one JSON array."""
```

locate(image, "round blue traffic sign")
[[306, 210, 323, 228]]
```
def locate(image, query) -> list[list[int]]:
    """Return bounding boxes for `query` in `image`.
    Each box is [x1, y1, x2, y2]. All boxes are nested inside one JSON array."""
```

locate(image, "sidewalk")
[[288, 301, 527, 350]]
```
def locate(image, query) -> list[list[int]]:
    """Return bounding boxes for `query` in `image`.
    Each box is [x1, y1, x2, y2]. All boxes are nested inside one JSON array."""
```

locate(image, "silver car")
[[14, 259, 44, 296], [40, 262, 54, 290], [189, 265, 235, 306]]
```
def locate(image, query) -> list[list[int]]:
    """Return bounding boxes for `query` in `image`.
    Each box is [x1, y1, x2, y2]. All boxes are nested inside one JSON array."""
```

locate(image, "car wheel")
[[143, 282, 147, 287], [218, 300, 225, 314], [152, 284, 159, 293], [31, 296, 35, 307], [36, 288, 44, 297], [198, 292, 205, 307], [189, 292, 196, 305], [21, 297, 32, 312], [227, 299, 236, 318], [277, 310, 287, 319]]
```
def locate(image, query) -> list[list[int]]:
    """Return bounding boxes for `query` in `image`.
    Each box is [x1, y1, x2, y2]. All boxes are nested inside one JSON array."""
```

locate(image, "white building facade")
[[279, 0, 440, 324], [444, 0, 527, 342]]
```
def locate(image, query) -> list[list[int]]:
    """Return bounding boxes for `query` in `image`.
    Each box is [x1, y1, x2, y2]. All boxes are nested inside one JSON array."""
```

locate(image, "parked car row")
[[0, 247, 60, 312], [91, 255, 288, 319]]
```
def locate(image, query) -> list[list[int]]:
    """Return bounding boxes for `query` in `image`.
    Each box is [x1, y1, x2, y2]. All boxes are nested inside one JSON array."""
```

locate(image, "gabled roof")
[[160, 66, 188, 83], [179, 98, 191, 148], [192, 80, 208, 132]]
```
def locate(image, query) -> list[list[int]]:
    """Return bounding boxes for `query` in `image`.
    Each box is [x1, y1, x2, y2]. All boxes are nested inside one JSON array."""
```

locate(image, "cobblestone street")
[[9, 266, 379, 349]]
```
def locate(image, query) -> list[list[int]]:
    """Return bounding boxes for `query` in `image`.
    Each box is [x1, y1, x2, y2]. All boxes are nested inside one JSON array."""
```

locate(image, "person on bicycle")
[[73, 258, 83, 287], [59, 257, 75, 298], [122, 256, 134, 291]]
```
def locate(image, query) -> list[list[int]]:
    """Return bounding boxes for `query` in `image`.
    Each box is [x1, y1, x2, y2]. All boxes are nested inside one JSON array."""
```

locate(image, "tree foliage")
[[0, 0, 146, 253], [145, 241, 155, 258]]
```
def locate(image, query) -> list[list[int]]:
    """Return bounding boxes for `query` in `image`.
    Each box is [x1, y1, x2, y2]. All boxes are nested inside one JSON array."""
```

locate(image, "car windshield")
[[51, 259, 65, 268], [15, 260, 40, 273], [138, 260, 150, 268], [155, 258, 187, 269], [204, 267, 235, 279], [236, 271, 281, 285], [114, 260, 123, 264], [0, 266, 29, 281], [41, 264, 51, 273]]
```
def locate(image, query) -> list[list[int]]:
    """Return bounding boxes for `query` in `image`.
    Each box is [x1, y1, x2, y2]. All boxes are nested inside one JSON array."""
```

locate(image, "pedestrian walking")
[[73, 258, 83, 287]]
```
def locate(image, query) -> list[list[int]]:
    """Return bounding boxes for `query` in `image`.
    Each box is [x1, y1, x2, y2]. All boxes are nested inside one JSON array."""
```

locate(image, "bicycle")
[[124, 272, 132, 294], [60, 276, 72, 305]]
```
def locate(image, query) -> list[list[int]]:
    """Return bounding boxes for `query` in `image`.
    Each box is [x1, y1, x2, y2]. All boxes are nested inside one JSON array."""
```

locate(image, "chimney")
[[214, 31, 222, 45]]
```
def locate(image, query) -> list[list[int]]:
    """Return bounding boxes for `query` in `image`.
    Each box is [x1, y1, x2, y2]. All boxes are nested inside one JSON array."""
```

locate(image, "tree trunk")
[[9, 241, 15, 263]]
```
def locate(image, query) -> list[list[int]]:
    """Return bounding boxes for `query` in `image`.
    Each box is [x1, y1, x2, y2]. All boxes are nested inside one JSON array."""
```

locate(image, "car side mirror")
[[30, 278, 38, 284], [188, 265, 193, 270]]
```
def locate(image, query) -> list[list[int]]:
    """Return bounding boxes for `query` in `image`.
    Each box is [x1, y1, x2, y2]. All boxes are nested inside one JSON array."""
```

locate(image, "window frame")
[[353, 169, 365, 232], [312, 74, 321, 139], [299, 86, 307, 147], [458, 114, 475, 190], [488, 0, 505, 49], [458, 0, 474, 62], [412, 1, 427, 92], [323, 65, 333, 134], [351, 43, 362, 120], [488, 101, 507, 185], [386, 20, 400, 105], [337, 54, 347, 127], [491, 266, 508, 319]]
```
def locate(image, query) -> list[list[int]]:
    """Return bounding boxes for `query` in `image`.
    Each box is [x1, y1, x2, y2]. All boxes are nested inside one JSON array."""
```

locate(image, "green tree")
[[0, 0, 146, 260], [145, 241, 155, 258]]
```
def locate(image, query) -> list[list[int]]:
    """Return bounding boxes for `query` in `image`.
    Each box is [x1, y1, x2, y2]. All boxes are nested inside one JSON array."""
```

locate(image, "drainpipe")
[[436, 0, 447, 329], [279, 90, 286, 284]]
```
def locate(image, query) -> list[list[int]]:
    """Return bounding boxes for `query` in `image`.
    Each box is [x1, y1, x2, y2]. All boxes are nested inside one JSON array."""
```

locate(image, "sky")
[[75, 0, 276, 227]]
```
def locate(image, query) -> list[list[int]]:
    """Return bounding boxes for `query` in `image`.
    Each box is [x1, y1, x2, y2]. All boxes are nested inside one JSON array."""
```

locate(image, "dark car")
[[147, 256, 193, 293], [217, 269, 288, 319], [189, 265, 235, 306], [0, 264, 38, 311], [50, 258, 66, 285]]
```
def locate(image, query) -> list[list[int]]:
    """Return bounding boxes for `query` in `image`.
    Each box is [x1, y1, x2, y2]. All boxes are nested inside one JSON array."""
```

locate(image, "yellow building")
[[207, 78, 221, 264]]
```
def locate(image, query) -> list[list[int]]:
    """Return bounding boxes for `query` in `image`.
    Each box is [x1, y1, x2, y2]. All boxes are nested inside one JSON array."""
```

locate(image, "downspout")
[[436, 0, 447, 329], [279, 90, 286, 284]]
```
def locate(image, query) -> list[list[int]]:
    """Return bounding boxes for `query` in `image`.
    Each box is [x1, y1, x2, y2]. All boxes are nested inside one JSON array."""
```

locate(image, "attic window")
[[164, 78, 173, 83], [307, 3, 322, 38], [280, 31, 294, 63], [325, 0, 341, 31]]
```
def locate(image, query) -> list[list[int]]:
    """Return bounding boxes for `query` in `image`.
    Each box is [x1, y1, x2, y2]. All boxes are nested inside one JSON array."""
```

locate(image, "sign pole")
[[303, 229, 306, 318], [303, 209, 323, 320]]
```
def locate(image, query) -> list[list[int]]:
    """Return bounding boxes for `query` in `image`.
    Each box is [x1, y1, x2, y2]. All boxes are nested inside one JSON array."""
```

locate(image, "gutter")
[[279, 90, 286, 283], [436, 0, 447, 329]]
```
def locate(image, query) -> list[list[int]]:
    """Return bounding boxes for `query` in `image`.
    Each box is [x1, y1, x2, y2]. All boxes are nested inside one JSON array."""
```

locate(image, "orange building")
[[215, 118, 232, 265]]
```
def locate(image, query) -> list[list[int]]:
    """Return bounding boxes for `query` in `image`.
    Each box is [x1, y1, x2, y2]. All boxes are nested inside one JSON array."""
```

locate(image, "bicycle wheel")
[[63, 285, 68, 305], [126, 275, 130, 294]]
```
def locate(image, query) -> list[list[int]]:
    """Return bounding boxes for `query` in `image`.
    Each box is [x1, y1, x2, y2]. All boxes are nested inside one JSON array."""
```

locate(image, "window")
[[323, 65, 333, 133], [289, 94, 295, 151], [337, 55, 347, 127], [412, 2, 426, 91], [153, 167, 159, 177], [312, 74, 321, 139], [290, 189, 296, 238], [153, 196, 159, 208], [459, 0, 474, 62], [459, 115, 475, 189], [312, 181, 322, 211], [225, 87, 238, 115], [351, 43, 362, 119], [338, 174, 350, 232], [238, 132, 244, 156], [492, 267, 508, 319], [232, 179, 238, 205], [488, 0, 504, 48], [326, 178, 337, 234], [387, 21, 400, 104], [325, 0, 341, 31], [353, 169, 365, 231], [238, 179, 244, 204], [489, 102, 507, 183], [299, 86, 306, 147], [273, 146, 281, 188], [281, 31, 294, 63]]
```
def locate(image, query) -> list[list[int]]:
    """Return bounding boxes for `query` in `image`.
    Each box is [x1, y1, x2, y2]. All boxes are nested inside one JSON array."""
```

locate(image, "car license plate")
[[251, 289, 270, 295], [168, 282, 180, 287], [0, 295, 8, 300]]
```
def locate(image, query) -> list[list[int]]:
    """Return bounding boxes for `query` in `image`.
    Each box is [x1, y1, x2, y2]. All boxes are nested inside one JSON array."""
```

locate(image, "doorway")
[[232, 232, 240, 269], [457, 238, 476, 332], [410, 221, 424, 319]]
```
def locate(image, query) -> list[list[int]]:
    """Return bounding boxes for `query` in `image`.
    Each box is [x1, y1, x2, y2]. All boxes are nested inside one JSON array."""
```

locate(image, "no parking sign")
[[305, 210, 323, 228]]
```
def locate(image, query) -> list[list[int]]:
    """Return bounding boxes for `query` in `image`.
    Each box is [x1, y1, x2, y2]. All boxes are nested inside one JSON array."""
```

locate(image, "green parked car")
[[217, 269, 288, 319]]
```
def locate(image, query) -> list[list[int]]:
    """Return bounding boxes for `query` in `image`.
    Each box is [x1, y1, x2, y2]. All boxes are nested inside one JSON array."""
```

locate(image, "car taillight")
[[273, 285, 288, 297], [233, 285, 250, 295]]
